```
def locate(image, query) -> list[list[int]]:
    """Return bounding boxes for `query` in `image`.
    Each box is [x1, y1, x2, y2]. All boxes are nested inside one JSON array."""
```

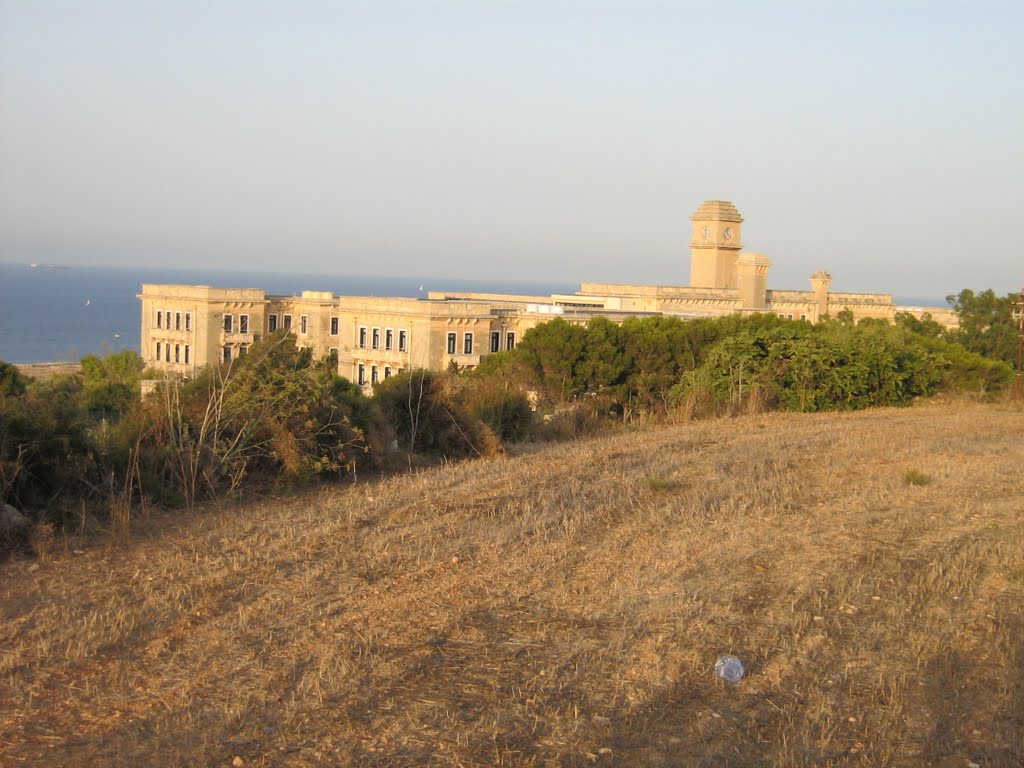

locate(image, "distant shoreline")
[[14, 363, 82, 382]]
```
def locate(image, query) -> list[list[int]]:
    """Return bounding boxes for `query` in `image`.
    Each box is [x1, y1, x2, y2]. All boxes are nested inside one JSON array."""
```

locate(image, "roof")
[[690, 200, 744, 223]]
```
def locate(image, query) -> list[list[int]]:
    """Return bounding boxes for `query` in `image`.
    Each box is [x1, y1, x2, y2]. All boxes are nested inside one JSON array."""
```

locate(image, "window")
[[447, 332, 456, 354], [330, 317, 339, 336], [385, 328, 393, 351], [506, 332, 516, 350], [174, 344, 180, 363], [239, 345, 248, 356], [184, 345, 190, 365], [371, 365, 379, 385], [384, 366, 392, 379], [300, 315, 308, 335], [175, 312, 181, 331], [372, 327, 380, 350], [224, 314, 233, 333], [358, 326, 367, 348], [463, 332, 473, 355], [283, 314, 292, 330], [490, 331, 500, 353], [155, 341, 161, 360], [165, 311, 172, 329], [799, 314, 807, 321], [165, 344, 170, 362], [357, 363, 366, 386], [185, 313, 192, 331], [328, 348, 338, 365], [156, 311, 162, 329], [240, 314, 249, 334], [399, 329, 408, 352], [268, 314, 278, 333], [223, 346, 232, 362]]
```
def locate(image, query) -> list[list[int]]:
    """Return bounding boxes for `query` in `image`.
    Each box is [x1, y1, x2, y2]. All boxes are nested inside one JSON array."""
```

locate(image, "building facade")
[[139, 200, 956, 384]]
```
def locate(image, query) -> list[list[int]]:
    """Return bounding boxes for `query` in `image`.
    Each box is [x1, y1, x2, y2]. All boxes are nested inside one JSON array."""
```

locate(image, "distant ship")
[[28, 263, 70, 270]]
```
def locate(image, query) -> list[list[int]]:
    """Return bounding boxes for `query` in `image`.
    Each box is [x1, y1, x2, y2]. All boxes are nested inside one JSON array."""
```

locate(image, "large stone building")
[[139, 200, 955, 385]]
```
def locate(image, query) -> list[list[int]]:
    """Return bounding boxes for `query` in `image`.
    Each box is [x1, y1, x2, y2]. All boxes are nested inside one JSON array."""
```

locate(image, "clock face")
[[701, 226, 711, 241], [724, 227, 733, 241]]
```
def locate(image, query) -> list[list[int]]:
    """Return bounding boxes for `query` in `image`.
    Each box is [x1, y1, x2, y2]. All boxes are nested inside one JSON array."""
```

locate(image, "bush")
[[372, 369, 501, 458], [80, 350, 145, 416], [458, 370, 534, 443], [0, 363, 98, 520], [904, 469, 933, 486], [126, 333, 375, 506], [668, 315, 997, 415]]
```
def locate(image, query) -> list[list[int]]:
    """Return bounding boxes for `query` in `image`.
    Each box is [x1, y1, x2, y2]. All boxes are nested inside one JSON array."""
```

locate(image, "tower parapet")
[[810, 270, 832, 319], [737, 253, 772, 309]]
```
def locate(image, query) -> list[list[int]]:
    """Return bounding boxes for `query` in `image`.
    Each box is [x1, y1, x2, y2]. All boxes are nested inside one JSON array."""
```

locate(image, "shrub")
[[372, 369, 501, 458], [1, 365, 97, 517], [460, 379, 534, 443], [904, 469, 933, 486], [669, 315, 1001, 415], [80, 350, 145, 416], [126, 332, 374, 506]]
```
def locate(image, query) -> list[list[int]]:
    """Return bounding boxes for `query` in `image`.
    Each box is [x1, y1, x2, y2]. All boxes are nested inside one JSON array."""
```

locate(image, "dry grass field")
[[2, 401, 1023, 767]]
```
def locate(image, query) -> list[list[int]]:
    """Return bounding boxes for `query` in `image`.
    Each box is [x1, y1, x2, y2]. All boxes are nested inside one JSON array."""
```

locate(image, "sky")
[[1, 0, 1021, 300]]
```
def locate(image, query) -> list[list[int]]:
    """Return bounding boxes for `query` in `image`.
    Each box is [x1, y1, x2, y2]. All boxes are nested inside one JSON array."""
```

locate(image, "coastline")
[[14, 363, 83, 382]]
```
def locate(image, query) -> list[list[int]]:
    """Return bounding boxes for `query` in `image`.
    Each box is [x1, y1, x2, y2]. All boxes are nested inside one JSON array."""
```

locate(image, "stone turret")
[[737, 253, 772, 309], [689, 200, 743, 289], [810, 270, 832, 319]]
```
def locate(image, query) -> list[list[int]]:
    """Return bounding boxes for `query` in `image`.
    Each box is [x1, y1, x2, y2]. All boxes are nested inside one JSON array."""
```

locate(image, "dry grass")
[[2, 401, 1023, 767]]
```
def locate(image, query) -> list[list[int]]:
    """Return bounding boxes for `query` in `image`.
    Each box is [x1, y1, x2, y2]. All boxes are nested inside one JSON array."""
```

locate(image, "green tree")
[[945, 289, 1017, 365], [1, 363, 95, 514], [674, 318, 956, 415], [0, 361, 27, 398], [577, 316, 629, 395], [79, 350, 145, 415], [516, 318, 588, 403], [894, 311, 945, 339]]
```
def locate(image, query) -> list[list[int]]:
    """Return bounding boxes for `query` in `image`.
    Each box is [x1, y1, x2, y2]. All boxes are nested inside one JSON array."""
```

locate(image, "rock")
[[1, 503, 30, 532], [232, 757, 244, 767]]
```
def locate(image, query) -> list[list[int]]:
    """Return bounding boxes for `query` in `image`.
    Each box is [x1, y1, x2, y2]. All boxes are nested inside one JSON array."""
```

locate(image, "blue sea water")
[[0, 262, 576, 364], [0, 261, 950, 364]]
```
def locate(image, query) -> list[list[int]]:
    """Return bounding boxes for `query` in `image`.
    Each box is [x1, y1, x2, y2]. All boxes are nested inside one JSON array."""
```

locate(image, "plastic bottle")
[[714, 654, 745, 682]]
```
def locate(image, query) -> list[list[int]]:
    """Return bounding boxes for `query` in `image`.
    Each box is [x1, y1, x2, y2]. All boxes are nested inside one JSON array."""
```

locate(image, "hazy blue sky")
[[1, 0, 1020, 299]]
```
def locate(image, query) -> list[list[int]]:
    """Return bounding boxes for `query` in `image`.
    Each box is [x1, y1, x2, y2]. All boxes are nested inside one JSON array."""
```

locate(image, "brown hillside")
[[2, 402, 1023, 767]]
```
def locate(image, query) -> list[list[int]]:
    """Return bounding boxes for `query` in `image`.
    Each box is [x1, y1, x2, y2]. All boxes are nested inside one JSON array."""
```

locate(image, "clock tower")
[[689, 200, 743, 289]]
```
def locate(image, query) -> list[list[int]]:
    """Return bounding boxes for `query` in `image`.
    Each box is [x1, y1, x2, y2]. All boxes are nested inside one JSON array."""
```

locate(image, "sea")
[[0, 261, 949, 364], [0, 262, 577, 364]]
